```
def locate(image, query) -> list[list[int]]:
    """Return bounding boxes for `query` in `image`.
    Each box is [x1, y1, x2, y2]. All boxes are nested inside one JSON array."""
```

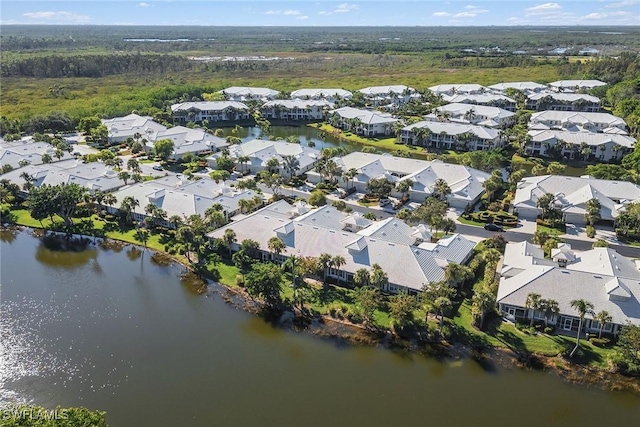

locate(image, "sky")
[[1, 1, 639, 26]]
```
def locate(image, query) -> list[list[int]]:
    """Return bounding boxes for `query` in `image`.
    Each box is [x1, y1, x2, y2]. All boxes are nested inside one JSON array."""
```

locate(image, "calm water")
[[220, 125, 365, 152], [1, 231, 639, 426]]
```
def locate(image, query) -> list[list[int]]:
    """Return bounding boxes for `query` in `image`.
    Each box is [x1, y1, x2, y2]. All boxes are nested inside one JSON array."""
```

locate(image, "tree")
[[616, 323, 640, 374], [443, 263, 473, 288], [154, 138, 175, 161], [546, 162, 565, 175], [508, 169, 528, 192], [354, 286, 380, 328], [366, 178, 394, 200], [541, 298, 559, 327], [267, 236, 286, 261], [536, 193, 556, 221], [433, 178, 451, 201], [395, 179, 413, 201], [308, 190, 327, 207], [127, 158, 141, 173], [525, 292, 543, 327], [77, 116, 102, 135], [135, 228, 150, 250], [483, 171, 504, 201], [261, 172, 284, 197], [204, 207, 225, 230], [41, 153, 53, 164], [27, 183, 87, 228], [117, 170, 130, 185], [471, 289, 496, 330], [594, 310, 612, 339], [569, 299, 595, 357], [331, 255, 346, 287], [244, 262, 284, 309], [342, 260, 366, 286], [369, 264, 388, 290], [281, 155, 300, 181], [421, 281, 455, 335], [318, 253, 332, 285], [119, 196, 140, 224], [389, 291, 417, 330], [585, 197, 602, 226]]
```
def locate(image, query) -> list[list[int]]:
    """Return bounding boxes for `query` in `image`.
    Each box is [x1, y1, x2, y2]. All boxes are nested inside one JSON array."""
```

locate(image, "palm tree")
[[318, 253, 332, 286], [118, 171, 130, 185], [267, 236, 286, 261], [471, 290, 495, 330], [237, 155, 250, 174], [103, 193, 117, 211], [330, 255, 346, 287], [41, 153, 53, 164], [541, 298, 559, 327], [119, 196, 140, 224], [395, 179, 413, 202], [525, 292, 543, 327], [433, 178, 451, 201], [569, 299, 595, 357], [585, 198, 601, 226], [432, 296, 452, 336], [222, 228, 237, 257], [444, 263, 473, 288], [281, 155, 300, 181], [594, 310, 612, 339], [168, 214, 183, 230]]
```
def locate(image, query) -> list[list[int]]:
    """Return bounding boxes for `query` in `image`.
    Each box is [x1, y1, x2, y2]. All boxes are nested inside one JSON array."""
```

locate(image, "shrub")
[[235, 274, 244, 287], [104, 214, 117, 222], [328, 307, 337, 317], [589, 337, 610, 348], [487, 201, 502, 212], [586, 225, 596, 238], [543, 326, 555, 334]]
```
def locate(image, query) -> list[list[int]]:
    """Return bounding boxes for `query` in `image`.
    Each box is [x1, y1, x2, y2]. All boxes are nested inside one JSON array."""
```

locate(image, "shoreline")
[[4, 224, 640, 395]]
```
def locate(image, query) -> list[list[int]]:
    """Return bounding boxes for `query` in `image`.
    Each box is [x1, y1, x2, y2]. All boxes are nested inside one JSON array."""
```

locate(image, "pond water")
[[1, 230, 638, 426]]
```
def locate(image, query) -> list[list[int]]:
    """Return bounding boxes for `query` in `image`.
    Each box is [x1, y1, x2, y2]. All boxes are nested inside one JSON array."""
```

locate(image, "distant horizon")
[[2, 1, 639, 27]]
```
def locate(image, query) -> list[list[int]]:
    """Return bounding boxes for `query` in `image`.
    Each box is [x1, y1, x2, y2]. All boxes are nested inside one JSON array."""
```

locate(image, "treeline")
[[0, 54, 195, 78], [556, 52, 640, 85]]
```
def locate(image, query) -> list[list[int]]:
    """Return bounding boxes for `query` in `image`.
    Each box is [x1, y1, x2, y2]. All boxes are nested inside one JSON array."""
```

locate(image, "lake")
[[1, 230, 638, 426]]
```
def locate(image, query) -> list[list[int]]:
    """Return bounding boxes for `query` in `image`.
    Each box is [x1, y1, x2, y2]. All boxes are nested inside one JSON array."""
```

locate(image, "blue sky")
[[1, 1, 639, 26]]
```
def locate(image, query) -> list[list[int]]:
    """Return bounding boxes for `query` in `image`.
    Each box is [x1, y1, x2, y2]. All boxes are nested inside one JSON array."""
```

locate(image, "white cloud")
[[454, 12, 477, 18], [138, 2, 151, 7], [296, 15, 309, 20], [22, 11, 91, 24], [605, 0, 640, 7], [335, 3, 359, 13], [318, 11, 330, 15], [582, 10, 632, 19], [432, 11, 451, 17], [265, 10, 301, 16], [525, 3, 562, 15]]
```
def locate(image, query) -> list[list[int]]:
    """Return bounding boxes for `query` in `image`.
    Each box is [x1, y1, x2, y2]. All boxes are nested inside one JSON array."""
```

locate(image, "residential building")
[[426, 103, 515, 128], [101, 114, 167, 144], [526, 93, 601, 112], [207, 139, 321, 176], [529, 111, 628, 135], [498, 242, 640, 336], [0, 139, 74, 169], [171, 101, 250, 125], [442, 93, 517, 112], [401, 121, 501, 151], [513, 174, 640, 224], [525, 129, 635, 160], [328, 107, 399, 136], [149, 126, 228, 161], [357, 85, 418, 106], [306, 152, 490, 208], [260, 100, 330, 121], [207, 200, 476, 294], [1, 159, 125, 193], [218, 86, 280, 102], [487, 81, 547, 94], [428, 84, 488, 96], [548, 80, 607, 93], [107, 176, 261, 224], [290, 88, 353, 103]]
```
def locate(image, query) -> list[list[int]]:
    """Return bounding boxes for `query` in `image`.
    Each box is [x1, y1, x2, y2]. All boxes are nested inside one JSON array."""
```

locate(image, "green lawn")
[[537, 222, 565, 236], [451, 300, 612, 366]]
